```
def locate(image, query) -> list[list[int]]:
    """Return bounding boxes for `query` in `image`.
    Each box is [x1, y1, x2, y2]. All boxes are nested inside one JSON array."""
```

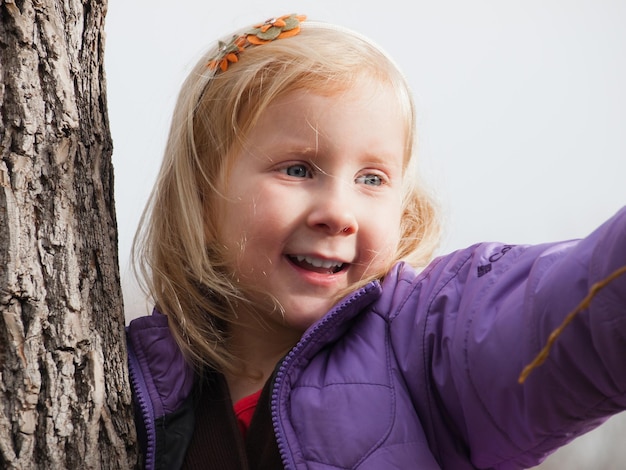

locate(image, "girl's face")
[[217, 78, 406, 334]]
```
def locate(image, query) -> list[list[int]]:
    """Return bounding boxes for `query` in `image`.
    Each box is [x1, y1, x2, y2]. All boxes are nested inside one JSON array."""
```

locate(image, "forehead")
[[241, 77, 409, 146], [226, 80, 405, 177]]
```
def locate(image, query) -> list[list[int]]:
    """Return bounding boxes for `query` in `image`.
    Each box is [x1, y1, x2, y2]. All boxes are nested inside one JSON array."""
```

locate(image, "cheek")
[[362, 212, 403, 272], [377, 228, 402, 260], [218, 185, 264, 239], [374, 197, 403, 239], [214, 195, 254, 269], [219, 193, 285, 266]]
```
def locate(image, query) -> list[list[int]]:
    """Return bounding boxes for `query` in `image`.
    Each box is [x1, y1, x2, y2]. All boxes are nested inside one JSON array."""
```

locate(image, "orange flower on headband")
[[246, 14, 307, 45], [208, 36, 247, 72], [207, 14, 306, 72]]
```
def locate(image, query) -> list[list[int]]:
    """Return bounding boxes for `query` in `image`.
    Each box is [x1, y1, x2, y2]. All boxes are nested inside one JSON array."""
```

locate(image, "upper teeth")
[[294, 255, 343, 269]]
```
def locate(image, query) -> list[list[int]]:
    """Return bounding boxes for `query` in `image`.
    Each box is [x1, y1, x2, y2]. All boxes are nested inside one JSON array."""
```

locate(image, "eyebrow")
[[258, 138, 403, 173]]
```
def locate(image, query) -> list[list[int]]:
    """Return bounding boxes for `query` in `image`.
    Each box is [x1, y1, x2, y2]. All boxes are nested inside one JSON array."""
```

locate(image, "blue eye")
[[282, 164, 311, 178], [356, 174, 383, 186]]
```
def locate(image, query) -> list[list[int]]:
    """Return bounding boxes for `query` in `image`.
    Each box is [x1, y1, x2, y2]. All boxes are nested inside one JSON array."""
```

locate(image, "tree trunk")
[[0, 0, 137, 468]]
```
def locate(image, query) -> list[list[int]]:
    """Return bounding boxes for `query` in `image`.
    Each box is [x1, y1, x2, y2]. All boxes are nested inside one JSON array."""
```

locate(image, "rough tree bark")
[[0, 0, 137, 468]]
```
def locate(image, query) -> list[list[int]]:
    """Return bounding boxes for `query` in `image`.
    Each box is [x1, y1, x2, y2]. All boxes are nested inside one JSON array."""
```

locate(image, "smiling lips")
[[288, 255, 347, 274]]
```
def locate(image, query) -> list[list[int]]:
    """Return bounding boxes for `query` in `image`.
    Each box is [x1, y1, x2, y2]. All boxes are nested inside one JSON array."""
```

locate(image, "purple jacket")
[[127, 207, 626, 469]]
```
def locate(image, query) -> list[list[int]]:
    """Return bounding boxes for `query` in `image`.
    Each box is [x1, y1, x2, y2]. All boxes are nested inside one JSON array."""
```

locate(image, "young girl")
[[126, 14, 626, 469]]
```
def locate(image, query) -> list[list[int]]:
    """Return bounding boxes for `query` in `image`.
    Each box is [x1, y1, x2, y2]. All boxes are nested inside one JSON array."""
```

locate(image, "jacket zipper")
[[127, 337, 158, 470], [270, 283, 379, 469]]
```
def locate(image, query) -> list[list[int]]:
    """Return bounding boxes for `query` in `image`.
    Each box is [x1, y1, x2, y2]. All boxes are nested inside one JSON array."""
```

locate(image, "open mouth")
[[287, 255, 347, 274]]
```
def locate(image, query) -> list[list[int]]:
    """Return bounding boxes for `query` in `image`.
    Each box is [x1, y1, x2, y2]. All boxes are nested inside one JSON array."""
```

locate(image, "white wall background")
[[104, 2, 626, 466]]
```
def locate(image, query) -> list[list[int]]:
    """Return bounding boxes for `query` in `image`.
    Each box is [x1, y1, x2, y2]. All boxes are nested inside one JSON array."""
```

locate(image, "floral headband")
[[208, 14, 307, 72]]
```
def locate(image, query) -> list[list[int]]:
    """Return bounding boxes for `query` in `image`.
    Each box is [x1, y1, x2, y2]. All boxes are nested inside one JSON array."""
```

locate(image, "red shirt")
[[233, 389, 262, 439]]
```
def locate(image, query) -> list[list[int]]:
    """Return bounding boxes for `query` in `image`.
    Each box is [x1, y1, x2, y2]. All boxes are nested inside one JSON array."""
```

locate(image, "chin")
[[280, 306, 332, 332]]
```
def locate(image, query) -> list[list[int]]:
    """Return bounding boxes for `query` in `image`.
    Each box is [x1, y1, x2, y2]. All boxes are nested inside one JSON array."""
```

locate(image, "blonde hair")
[[132, 19, 440, 374]]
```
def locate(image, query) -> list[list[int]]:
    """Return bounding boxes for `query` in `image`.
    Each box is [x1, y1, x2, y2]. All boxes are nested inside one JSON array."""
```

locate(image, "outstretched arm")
[[392, 206, 626, 469]]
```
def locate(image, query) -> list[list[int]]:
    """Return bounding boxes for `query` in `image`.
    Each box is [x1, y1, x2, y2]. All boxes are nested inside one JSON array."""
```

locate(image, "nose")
[[306, 182, 358, 235]]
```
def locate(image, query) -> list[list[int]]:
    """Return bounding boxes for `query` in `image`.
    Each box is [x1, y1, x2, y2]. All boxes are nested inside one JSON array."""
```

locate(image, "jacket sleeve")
[[390, 206, 626, 469]]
